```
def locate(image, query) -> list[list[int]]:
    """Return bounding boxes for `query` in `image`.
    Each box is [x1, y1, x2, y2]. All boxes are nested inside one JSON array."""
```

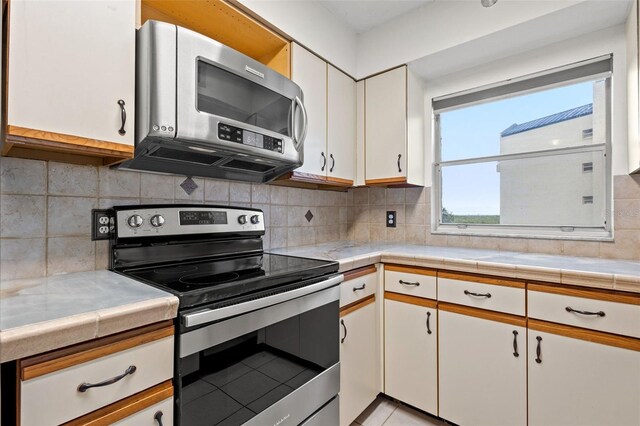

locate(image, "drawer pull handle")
[[353, 284, 366, 291], [117, 99, 127, 135], [77, 365, 136, 392], [426, 311, 432, 335], [512, 330, 519, 357], [340, 319, 347, 344], [464, 290, 491, 298], [565, 306, 605, 317], [535, 336, 543, 364], [399, 280, 420, 286], [321, 152, 327, 171], [154, 411, 164, 426], [330, 154, 335, 172], [397, 154, 402, 173]]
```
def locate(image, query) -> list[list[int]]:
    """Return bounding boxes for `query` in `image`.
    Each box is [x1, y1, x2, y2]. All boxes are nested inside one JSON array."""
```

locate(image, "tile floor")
[[352, 396, 446, 426]]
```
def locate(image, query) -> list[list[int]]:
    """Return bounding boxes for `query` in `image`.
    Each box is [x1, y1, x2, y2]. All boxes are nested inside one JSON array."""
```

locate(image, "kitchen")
[[0, 0, 639, 425]]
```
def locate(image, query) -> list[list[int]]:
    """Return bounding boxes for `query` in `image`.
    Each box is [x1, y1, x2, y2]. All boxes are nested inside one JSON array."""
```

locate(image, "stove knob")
[[238, 215, 247, 225], [127, 214, 143, 228], [250, 215, 260, 224], [150, 214, 165, 227]]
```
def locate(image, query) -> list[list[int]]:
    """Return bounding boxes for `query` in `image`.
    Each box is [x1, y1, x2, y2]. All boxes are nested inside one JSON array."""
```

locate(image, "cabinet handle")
[[340, 319, 347, 343], [426, 311, 432, 335], [464, 290, 492, 298], [399, 280, 420, 286], [77, 365, 136, 392], [535, 336, 543, 364], [353, 284, 366, 291], [154, 411, 164, 426], [512, 330, 519, 357], [330, 154, 335, 172], [117, 99, 127, 135], [321, 152, 327, 171], [565, 306, 605, 317], [397, 154, 402, 173]]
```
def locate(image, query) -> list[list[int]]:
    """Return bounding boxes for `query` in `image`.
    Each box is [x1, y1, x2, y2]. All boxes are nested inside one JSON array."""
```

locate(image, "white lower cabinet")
[[384, 296, 437, 415], [439, 308, 527, 426], [528, 327, 640, 426], [340, 299, 379, 426]]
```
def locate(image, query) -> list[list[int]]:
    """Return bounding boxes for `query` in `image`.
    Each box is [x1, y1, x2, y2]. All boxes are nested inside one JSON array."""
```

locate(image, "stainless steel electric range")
[[108, 204, 342, 426]]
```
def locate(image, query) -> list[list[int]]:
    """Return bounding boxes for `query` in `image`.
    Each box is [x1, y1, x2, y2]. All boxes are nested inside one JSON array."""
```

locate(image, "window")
[[433, 56, 612, 240]]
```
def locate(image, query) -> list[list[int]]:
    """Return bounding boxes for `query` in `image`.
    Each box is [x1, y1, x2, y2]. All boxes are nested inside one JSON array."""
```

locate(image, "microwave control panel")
[[218, 123, 283, 153]]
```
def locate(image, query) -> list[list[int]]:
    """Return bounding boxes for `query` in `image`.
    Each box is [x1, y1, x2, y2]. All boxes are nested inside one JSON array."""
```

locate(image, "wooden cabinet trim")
[[20, 321, 174, 380], [365, 177, 407, 186], [528, 282, 640, 305], [62, 380, 173, 426], [438, 302, 526, 327], [340, 294, 375, 317], [385, 264, 437, 277], [343, 265, 377, 282], [384, 291, 437, 309], [326, 176, 354, 186], [528, 318, 640, 352], [438, 270, 525, 289]]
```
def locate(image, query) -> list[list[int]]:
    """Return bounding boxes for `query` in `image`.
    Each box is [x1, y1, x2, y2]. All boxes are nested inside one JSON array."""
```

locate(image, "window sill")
[[432, 225, 613, 242]]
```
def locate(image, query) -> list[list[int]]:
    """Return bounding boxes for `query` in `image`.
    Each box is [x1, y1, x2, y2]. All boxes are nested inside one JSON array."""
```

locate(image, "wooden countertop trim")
[[528, 282, 640, 305], [384, 291, 437, 309], [340, 294, 375, 317], [438, 302, 526, 327], [20, 321, 174, 381], [343, 265, 377, 282], [438, 270, 525, 289], [528, 319, 640, 352], [385, 264, 437, 277], [62, 380, 173, 426], [365, 177, 407, 186]]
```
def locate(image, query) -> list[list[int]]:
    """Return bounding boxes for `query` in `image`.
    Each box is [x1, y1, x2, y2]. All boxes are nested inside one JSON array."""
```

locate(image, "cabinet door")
[[528, 329, 640, 426], [8, 0, 135, 146], [340, 301, 378, 426], [384, 298, 437, 415], [439, 309, 526, 426], [291, 43, 327, 177], [327, 65, 356, 184], [365, 67, 406, 182]]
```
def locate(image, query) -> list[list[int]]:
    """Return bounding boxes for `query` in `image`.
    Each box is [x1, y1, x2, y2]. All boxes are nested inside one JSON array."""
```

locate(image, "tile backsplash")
[[0, 157, 349, 280]]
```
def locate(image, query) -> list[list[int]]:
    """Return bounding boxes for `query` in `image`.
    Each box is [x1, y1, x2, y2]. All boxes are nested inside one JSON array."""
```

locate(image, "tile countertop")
[[269, 241, 640, 293], [0, 270, 178, 363]]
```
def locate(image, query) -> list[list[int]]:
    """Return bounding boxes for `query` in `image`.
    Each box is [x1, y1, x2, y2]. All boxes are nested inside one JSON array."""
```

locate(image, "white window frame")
[[432, 56, 613, 241]]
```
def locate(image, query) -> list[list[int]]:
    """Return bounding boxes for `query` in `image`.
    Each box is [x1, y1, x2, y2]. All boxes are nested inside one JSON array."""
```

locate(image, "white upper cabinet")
[[7, 0, 135, 146], [291, 43, 327, 177], [356, 80, 366, 186], [365, 66, 425, 186], [327, 65, 356, 184]]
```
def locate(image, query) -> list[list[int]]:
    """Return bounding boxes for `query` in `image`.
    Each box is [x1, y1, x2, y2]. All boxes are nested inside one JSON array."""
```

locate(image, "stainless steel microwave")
[[119, 20, 307, 183]]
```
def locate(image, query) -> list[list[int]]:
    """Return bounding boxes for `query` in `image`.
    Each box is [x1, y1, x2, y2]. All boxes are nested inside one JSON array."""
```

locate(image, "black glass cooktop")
[[121, 253, 338, 309]]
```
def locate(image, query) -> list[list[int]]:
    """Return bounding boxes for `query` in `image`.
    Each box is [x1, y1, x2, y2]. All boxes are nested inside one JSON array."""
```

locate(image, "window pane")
[[440, 79, 606, 162], [441, 150, 605, 227]]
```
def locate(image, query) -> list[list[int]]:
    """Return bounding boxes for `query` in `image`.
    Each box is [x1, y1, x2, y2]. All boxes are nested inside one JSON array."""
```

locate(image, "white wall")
[[424, 25, 629, 187], [237, 0, 358, 77], [626, 0, 639, 173]]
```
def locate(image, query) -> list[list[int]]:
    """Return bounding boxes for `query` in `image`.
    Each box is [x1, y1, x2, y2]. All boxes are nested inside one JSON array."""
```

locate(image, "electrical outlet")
[[386, 211, 396, 228], [92, 209, 113, 240]]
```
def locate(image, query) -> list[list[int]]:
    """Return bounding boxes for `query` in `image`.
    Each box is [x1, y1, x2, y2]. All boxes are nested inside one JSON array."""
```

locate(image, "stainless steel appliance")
[[109, 205, 340, 425], [119, 20, 307, 183]]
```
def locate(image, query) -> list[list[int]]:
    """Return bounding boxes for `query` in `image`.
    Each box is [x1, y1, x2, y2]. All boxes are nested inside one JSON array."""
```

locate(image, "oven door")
[[177, 276, 341, 426]]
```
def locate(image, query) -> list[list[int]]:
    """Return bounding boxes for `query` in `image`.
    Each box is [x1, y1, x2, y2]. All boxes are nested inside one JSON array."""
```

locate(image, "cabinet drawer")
[[528, 284, 640, 338], [20, 323, 174, 426], [385, 265, 436, 300], [437, 272, 525, 316], [341, 265, 378, 308]]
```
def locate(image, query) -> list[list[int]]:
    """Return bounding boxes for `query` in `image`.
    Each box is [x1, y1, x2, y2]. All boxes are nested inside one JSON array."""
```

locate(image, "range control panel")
[[115, 206, 264, 238], [218, 123, 283, 153]]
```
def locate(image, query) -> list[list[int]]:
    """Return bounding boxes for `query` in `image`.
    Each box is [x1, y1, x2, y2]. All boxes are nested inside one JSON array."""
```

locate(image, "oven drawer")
[[19, 323, 174, 426], [341, 265, 378, 308], [437, 272, 525, 316], [385, 265, 436, 300], [528, 284, 640, 338]]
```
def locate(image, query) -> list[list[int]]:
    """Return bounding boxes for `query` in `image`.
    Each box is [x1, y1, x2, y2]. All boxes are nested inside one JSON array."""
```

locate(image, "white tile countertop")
[[269, 241, 640, 293], [0, 270, 178, 362]]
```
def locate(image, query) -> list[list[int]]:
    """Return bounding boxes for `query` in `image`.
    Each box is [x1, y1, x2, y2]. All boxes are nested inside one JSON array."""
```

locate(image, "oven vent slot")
[[222, 159, 276, 173], [150, 147, 222, 165]]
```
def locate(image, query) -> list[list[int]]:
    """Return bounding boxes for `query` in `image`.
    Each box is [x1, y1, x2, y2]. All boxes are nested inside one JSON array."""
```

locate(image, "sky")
[[439, 80, 594, 216]]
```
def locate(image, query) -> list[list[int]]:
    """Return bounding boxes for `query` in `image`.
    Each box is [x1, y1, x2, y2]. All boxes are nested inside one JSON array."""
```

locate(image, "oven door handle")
[[183, 274, 344, 328]]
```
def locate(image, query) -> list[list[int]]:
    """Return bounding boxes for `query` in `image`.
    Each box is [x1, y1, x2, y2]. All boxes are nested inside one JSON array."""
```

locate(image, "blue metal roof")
[[500, 103, 593, 137]]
